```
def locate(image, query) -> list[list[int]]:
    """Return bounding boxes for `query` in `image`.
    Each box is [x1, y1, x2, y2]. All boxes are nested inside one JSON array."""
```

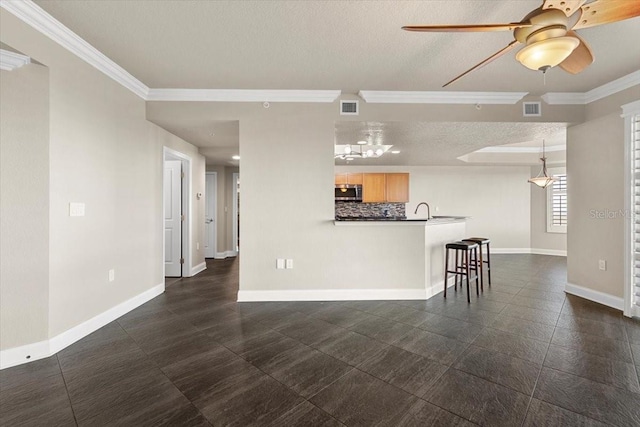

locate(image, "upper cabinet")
[[362, 173, 387, 203], [385, 173, 410, 203], [335, 173, 363, 185], [336, 172, 409, 203]]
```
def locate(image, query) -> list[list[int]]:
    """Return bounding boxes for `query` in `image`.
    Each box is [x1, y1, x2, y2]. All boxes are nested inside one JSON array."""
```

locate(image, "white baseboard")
[[237, 288, 427, 302], [531, 248, 567, 256], [491, 248, 566, 256], [0, 339, 50, 371], [214, 250, 238, 259], [491, 248, 532, 254], [565, 282, 624, 311], [426, 276, 458, 299], [0, 282, 164, 370], [189, 262, 207, 276]]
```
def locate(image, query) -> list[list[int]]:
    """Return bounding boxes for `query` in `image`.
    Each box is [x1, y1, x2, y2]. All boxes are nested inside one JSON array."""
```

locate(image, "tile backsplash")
[[335, 202, 406, 218]]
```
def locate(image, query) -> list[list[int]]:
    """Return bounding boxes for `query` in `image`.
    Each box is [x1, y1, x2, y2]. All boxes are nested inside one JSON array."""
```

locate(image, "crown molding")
[[542, 70, 640, 105], [0, 0, 149, 99], [146, 89, 341, 103], [540, 92, 586, 105], [358, 91, 529, 105], [0, 48, 30, 70]]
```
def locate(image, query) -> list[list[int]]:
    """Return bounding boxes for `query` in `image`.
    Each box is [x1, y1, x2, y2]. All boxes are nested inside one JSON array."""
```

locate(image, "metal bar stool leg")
[[454, 249, 459, 291]]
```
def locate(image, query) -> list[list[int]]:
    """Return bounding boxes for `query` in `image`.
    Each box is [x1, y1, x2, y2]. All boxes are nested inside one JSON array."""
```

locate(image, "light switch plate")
[[108, 269, 115, 282], [598, 260, 606, 271], [285, 259, 293, 269], [69, 202, 85, 217], [276, 259, 285, 269]]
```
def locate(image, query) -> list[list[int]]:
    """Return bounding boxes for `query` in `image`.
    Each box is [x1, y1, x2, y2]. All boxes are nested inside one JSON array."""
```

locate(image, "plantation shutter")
[[633, 114, 640, 309], [547, 169, 567, 233], [551, 174, 567, 226]]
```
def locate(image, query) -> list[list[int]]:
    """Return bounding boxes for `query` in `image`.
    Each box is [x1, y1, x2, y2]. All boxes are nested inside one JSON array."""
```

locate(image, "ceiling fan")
[[402, 0, 640, 87]]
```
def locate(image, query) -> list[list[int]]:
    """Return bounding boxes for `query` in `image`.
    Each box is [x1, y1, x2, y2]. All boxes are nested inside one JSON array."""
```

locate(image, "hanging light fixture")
[[528, 140, 556, 188]]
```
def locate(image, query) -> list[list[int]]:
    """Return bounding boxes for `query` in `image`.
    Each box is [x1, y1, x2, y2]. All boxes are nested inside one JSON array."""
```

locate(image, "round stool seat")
[[446, 241, 478, 250], [463, 237, 490, 244]]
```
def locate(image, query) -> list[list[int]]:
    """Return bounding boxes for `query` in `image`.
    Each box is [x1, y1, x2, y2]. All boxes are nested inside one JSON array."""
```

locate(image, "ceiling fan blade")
[[559, 31, 594, 74], [542, 0, 587, 17], [443, 41, 520, 87], [402, 23, 531, 32], [572, 0, 640, 29]]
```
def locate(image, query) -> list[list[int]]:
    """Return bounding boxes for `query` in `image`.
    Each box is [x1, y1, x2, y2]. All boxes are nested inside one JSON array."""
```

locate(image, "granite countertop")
[[334, 216, 468, 225]]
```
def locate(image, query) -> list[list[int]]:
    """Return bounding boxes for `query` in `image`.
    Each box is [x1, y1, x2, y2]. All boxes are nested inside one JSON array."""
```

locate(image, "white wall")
[[529, 166, 567, 254], [336, 165, 532, 250], [0, 10, 205, 351], [0, 62, 49, 350]]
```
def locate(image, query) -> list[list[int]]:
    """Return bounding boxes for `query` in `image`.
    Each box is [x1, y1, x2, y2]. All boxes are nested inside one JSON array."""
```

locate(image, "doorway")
[[163, 147, 192, 278], [204, 172, 217, 258], [233, 172, 240, 253]]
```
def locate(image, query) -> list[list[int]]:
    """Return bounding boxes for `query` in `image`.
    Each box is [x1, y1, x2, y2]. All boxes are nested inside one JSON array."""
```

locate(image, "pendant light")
[[528, 140, 555, 188]]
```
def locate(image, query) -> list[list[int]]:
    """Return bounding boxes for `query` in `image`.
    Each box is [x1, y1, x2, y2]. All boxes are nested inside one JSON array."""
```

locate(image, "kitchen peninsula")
[[333, 215, 467, 299]]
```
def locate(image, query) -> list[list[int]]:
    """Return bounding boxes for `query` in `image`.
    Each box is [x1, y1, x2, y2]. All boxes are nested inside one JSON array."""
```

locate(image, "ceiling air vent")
[[340, 100, 359, 116], [523, 101, 541, 117]]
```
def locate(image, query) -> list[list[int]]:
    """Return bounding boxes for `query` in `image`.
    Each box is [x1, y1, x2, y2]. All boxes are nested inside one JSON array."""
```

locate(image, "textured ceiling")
[[34, 0, 640, 93], [334, 121, 568, 166]]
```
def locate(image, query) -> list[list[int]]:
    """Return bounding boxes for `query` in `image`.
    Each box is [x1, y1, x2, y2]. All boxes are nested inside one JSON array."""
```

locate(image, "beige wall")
[[567, 112, 626, 298], [529, 166, 567, 254], [0, 63, 50, 350], [336, 165, 531, 250], [566, 85, 639, 299], [1, 10, 204, 343]]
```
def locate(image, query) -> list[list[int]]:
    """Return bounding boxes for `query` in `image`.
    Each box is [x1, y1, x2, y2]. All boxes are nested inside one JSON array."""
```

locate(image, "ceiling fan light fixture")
[[516, 36, 580, 71]]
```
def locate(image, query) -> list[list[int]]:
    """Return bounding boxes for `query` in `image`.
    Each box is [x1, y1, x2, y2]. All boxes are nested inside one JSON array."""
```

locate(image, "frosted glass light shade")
[[528, 176, 555, 188], [516, 36, 580, 71]]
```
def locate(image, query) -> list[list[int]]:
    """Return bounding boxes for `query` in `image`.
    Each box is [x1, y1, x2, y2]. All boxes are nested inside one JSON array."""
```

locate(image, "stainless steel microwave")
[[335, 184, 362, 202]]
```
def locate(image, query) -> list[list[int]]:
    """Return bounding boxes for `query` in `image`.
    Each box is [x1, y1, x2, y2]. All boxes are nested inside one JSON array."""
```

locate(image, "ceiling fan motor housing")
[[514, 8, 569, 44]]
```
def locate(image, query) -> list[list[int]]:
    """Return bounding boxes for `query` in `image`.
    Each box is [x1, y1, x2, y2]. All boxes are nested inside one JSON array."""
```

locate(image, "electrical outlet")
[[196, 242, 199, 250], [108, 269, 115, 282], [598, 260, 606, 271], [435, 206, 440, 212], [69, 202, 85, 217], [285, 259, 294, 269], [276, 259, 285, 269]]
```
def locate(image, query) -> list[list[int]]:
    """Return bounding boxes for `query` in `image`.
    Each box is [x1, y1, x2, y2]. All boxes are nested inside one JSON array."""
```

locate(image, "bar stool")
[[444, 241, 479, 303], [462, 237, 491, 290]]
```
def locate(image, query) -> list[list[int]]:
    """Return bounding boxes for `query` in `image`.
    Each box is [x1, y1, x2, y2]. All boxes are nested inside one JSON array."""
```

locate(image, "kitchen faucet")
[[414, 202, 431, 219]]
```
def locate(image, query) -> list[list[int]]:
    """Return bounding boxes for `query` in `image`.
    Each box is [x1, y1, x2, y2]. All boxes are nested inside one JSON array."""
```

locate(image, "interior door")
[[204, 173, 217, 258], [164, 160, 182, 277]]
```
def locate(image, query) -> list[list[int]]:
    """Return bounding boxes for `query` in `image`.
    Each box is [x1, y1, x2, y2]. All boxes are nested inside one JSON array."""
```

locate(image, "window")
[[547, 168, 567, 233]]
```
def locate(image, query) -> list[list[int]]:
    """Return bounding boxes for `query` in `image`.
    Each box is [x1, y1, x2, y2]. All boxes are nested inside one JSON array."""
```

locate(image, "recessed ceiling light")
[[232, 155, 240, 160], [391, 150, 400, 154], [209, 132, 215, 137]]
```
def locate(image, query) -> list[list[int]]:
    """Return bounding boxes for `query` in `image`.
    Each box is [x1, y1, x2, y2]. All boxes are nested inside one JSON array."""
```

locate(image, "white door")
[[164, 160, 182, 277], [205, 173, 217, 258]]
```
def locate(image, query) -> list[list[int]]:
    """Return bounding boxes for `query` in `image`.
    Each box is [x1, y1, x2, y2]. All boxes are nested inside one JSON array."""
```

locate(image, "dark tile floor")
[[1, 255, 640, 426]]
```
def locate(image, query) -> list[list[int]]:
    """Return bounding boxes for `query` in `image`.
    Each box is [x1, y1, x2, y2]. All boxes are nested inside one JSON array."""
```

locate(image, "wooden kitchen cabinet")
[[362, 173, 386, 202], [335, 173, 363, 185], [385, 173, 410, 203]]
